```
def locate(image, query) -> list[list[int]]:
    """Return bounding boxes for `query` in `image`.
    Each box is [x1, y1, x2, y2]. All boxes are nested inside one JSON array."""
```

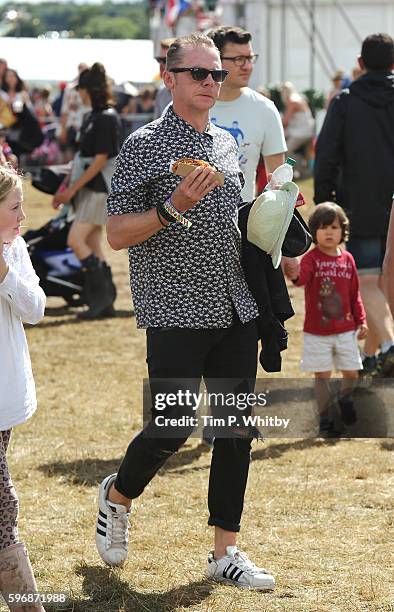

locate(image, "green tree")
[[78, 15, 139, 39], [1, 1, 149, 39]]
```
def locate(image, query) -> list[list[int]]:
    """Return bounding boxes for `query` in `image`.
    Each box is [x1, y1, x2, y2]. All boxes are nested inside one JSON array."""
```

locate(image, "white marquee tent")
[[0, 37, 158, 84]]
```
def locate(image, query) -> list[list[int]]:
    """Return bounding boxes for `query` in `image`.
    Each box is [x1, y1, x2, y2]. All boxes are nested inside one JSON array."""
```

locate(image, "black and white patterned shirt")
[[107, 106, 259, 328]]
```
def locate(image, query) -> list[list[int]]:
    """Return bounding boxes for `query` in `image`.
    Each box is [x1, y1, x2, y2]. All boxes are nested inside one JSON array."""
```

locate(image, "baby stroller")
[[24, 206, 86, 307], [26, 165, 85, 306], [28, 165, 117, 318]]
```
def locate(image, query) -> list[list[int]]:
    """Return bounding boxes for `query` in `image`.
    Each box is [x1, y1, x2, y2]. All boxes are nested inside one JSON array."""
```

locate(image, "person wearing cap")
[[154, 37, 176, 119], [314, 33, 394, 378], [95, 32, 276, 592]]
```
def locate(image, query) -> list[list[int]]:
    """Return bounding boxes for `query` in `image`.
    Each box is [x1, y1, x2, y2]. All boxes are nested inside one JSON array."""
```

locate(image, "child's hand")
[[53, 186, 76, 207], [282, 255, 300, 281], [357, 324, 368, 340], [51, 197, 63, 210]]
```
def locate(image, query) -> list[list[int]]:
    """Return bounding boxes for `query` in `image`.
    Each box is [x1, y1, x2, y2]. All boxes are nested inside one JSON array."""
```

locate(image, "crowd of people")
[[0, 25, 393, 609], [0, 58, 162, 170]]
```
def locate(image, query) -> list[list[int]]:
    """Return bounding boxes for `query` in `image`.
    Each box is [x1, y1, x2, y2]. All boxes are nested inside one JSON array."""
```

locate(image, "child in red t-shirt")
[[287, 202, 368, 436]]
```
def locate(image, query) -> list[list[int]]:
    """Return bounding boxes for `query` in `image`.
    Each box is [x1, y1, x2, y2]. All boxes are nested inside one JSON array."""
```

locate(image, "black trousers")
[[115, 318, 258, 532]]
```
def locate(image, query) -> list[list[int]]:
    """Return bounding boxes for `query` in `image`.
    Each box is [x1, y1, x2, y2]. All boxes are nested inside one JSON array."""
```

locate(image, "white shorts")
[[301, 331, 363, 372]]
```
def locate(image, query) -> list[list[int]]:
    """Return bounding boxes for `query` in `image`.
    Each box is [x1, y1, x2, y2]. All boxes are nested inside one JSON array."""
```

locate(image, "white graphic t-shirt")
[[211, 88, 287, 201]]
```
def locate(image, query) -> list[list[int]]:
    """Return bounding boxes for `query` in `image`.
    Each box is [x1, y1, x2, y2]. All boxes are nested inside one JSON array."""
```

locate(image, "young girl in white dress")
[[0, 164, 46, 611]]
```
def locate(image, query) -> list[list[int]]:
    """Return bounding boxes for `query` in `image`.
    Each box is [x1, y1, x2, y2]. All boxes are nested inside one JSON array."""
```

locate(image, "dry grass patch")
[[2, 180, 392, 611]]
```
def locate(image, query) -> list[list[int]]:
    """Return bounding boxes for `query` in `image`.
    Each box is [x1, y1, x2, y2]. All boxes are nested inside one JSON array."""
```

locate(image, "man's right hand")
[[171, 166, 220, 212]]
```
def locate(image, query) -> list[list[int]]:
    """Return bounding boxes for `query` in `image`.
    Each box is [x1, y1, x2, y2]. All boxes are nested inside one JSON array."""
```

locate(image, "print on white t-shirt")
[[211, 88, 287, 201]]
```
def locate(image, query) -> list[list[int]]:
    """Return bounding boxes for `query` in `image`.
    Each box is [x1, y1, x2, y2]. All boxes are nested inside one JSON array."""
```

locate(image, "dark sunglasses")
[[155, 56, 167, 64], [170, 67, 228, 83]]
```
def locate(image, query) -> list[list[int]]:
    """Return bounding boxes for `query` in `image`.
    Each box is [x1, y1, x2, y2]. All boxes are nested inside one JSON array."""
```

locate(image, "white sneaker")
[[206, 546, 275, 591], [95, 473, 130, 566]]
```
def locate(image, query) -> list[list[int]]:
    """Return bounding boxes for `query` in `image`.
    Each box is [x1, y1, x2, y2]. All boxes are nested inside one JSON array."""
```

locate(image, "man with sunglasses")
[[208, 26, 287, 202], [154, 37, 176, 119], [95, 32, 276, 592]]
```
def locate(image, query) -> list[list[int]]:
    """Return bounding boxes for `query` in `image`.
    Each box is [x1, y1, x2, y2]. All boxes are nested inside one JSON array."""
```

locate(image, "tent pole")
[[281, 0, 286, 82], [310, 0, 316, 90]]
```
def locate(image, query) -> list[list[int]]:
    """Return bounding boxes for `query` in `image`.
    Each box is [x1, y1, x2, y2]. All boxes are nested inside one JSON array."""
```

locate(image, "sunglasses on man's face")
[[170, 67, 228, 83], [155, 56, 167, 64]]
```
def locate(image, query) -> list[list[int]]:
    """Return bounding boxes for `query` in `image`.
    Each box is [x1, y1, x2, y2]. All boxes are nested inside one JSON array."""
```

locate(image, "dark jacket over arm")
[[238, 203, 295, 372]]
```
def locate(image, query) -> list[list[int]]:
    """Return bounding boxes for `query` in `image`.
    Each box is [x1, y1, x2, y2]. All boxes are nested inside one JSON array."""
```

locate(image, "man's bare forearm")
[[107, 167, 219, 250], [106, 208, 165, 250]]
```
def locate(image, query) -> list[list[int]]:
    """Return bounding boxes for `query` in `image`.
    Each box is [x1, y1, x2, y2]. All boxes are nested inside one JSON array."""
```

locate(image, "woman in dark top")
[[1, 68, 44, 157], [53, 63, 121, 319]]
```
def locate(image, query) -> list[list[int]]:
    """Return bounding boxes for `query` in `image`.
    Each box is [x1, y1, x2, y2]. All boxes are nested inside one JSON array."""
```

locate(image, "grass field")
[[2, 180, 393, 612]]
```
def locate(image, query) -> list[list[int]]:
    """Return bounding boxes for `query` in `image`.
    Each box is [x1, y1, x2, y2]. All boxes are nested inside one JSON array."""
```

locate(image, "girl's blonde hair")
[[0, 165, 21, 204]]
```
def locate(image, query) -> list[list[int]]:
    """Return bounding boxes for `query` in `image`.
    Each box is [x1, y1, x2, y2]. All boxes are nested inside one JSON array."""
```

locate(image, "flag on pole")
[[165, 0, 192, 28]]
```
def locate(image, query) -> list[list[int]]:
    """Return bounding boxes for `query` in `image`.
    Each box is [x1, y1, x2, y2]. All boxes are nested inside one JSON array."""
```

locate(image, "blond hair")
[[0, 165, 22, 205]]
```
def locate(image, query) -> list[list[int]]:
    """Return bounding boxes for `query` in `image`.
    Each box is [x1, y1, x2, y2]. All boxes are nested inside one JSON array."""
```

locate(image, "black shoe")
[[375, 346, 394, 377], [319, 417, 341, 438], [79, 256, 116, 320], [338, 395, 357, 425], [103, 262, 117, 304], [360, 355, 377, 377]]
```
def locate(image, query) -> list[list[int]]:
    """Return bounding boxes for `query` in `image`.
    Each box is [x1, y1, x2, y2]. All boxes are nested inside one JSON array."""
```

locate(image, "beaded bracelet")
[[161, 197, 192, 229], [156, 200, 175, 224]]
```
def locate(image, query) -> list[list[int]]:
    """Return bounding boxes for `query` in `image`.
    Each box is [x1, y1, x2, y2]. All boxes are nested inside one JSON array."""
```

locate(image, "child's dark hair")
[[78, 62, 113, 111], [308, 202, 350, 244]]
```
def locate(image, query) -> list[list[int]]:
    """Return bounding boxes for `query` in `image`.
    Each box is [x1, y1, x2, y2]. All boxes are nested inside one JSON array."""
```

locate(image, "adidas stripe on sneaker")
[[95, 473, 130, 566], [206, 546, 275, 591]]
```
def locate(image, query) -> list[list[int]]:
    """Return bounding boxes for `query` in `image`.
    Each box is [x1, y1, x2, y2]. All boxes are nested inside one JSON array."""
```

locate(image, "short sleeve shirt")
[[211, 88, 287, 201], [78, 108, 121, 192], [107, 106, 259, 329]]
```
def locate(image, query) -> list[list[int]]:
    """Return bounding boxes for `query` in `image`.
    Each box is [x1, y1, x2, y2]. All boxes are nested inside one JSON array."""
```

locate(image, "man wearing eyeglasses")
[[95, 32, 276, 592], [154, 37, 176, 119], [208, 26, 287, 202]]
